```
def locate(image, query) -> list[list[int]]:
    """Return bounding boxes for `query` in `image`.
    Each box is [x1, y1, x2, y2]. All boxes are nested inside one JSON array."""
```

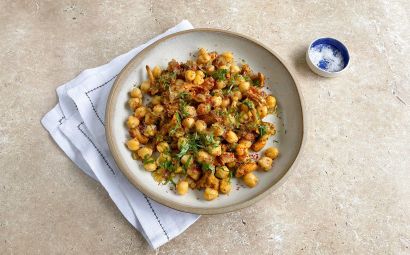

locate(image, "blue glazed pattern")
[[309, 38, 349, 72]]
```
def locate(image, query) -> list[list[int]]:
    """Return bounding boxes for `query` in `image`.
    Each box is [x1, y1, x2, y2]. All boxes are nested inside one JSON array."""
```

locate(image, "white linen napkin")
[[41, 20, 200, 249]]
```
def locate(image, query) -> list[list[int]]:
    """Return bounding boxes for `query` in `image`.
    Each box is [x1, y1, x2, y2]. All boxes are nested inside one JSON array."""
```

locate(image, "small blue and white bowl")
[[306, 37, 350, 78]]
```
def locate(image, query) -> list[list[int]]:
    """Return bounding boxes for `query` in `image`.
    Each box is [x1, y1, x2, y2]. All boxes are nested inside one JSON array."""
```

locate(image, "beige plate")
[[106, 29, 305, 214]]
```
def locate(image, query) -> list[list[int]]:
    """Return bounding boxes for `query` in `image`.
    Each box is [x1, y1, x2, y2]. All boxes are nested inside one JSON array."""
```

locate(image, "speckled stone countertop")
[[1, 1, 409, 254]]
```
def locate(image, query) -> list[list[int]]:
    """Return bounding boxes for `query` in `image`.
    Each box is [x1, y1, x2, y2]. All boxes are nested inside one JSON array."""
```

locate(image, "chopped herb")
[[143, 155, 155, 164], [259, 125, 267, 137], [242, 99, 254, 109], [252, 79, 261, 86], [176, 142, 190, 158], [201, 163, 215, 173], [182, 155, 192, 170], [158, 72, 176, 90], [212, 69, 228, 81]]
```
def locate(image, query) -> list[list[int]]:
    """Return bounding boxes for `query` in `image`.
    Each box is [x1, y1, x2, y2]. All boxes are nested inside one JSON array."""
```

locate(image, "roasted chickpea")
[[144, 160, 157, 172], [225, 130, 239, 144], [232, 91, 242, 101], [126, 138, 140, 151], [185, 106, 197, 117], [178, 137, 188, 150], [151, 96, 161, 105], [128, 98, 141, 111], [204, 187, 218, 201], [208, 144, 222, 156], [152, 66, 161, 78], [140, 80, 150, 93], [252, 136, 268, 152], [221, 97, 230, 107], [137, 147, 153, 159], [258, 156, 273, 171], [185, 70, 196, 81], [193, 75, 204, 85], [211, 96, 222, 107], [130, 87, 142, 98], [219, 179, 231, 194], [156, 142, 170, 153], [181, 154, 193, 166], [230, 65, 241, 74], [265, 147, 279, 159], [143, 124, 157, 137], [236, 162, 257, 177], [221, 51, 234, 63], [235, 143, 248, 156], [243, 172, 258, 188], [239, 139, 252, 149], [239, 81, 250, 93], [182, 117, 195, 129], [175, 166, 183, 174], [215, 166, 230, 179], [153, 104, 164, 115], [196, 150, 212, 164], [134, 106, 147, 118], [206, 65, 215, 72], [195, 120, 207, 133], [212, 123, 225, 137], [175, 79, 184, 86], [266, 95, 277, 109], [176, 180, 189, 195], [197, 103, 210, 115], [127, 116, 140, 129], [215, 80, 226, 89], [198, 53, 211, 64], [156, 153, 171, 165], [257, 105, 268, 118], [196, 70, 205, 78]]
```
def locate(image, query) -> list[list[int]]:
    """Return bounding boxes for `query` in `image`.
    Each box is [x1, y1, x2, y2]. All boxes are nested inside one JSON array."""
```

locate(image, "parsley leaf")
[[212, 69, 228, 81], [259, 125, 267, 137]]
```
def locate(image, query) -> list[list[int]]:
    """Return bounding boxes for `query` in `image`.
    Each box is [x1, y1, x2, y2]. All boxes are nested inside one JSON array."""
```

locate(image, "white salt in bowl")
[[306, 37, 350, 78]]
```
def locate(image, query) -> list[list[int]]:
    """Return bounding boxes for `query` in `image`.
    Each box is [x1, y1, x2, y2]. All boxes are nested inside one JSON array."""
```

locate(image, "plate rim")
[[105, 28, 306, 214]]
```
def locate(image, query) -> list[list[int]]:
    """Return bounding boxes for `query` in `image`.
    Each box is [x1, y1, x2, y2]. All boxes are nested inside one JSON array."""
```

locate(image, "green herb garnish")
[[201, 163, 215, 173], [212, 69, 228, 81], [259, 125, 267, 137], [242, 99, 254, 109]]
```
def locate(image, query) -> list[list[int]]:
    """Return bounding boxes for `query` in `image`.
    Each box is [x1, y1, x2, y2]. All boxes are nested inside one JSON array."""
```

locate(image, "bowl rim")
[[307, 37, 350, 74], [105, 28, 306, 214]]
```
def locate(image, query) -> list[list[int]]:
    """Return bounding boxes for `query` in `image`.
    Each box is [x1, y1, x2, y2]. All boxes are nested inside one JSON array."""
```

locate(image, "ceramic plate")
[[106, 29, 304, 214]]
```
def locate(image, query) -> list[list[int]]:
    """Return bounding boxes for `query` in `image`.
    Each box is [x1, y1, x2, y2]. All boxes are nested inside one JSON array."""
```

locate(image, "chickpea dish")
[[125, 48, 280, 201]]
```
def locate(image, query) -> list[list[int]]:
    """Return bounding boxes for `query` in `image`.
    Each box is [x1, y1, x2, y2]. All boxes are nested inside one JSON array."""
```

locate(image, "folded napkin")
[[41, 20, 199, 249]]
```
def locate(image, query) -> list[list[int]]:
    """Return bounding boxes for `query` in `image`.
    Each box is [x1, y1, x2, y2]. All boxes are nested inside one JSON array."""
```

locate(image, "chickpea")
[[193, 75, 204, 85], [175, 166, 183, 174], [130, 87, 142, 98], [134, 106, 147, 119], [140, 80, 150, 93], [236, 162, 257, 177], [144, 112, 156, 125], [257, 105, 268, 118], [181, 106, 195, 118], [187, 167, 201, 181], [143, 124, 157, 137], [212, 123, 225, 137], [211, 96, 222, 107], [208, 144, 222, 156], [258, 156, 273, 171], [215, 80, 226, 89], [239, 139, 252, 149], [130, 129, 149, 144], [197, 103, 210, 115], [175, 79, 184, 86], [198, 53, 211, 64], [225, 130, 239, 144], [239, 81, 250, 93], [156, 142, 170, 153], [153, 104, 164, 115], [265, 147, 279, 159], [221, 97, 230, 108], [235, 75, 245, 84], [243, 172, 258, 188], [206, 65, 215, 72], [182, 117, 195, 129], [128, 98, 141, 111], [176, 180, 189, 195], [230, 65, 241, 74], [195, 70, 205, 78], [181, 154, 193, 166], [221, 51, 234, 63], [151, 96, 161, 105], [232, 91, 242, 101], [204, 187, 218, 201], [144, 160, 157, 172], [152, 66, 161, 78], [252, 137, 268, 152], [215, 166, 230, 179], [199, 48, 207, 55], [185, 70, 196, 81], [137, 147, 153, 159], [235, 143, 248, 156], [266, 95, 277, 109], [196, 150, 212, 164], [156, 153, 171, 165], [127, 116, 140, 129], [219, 179, 231, 194], [126, 138, 140, 151], [195, 120, 207, 133]]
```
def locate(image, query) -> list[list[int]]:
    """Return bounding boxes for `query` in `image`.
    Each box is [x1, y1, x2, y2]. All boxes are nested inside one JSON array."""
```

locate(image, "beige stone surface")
[[1, 0, 409, 254]]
